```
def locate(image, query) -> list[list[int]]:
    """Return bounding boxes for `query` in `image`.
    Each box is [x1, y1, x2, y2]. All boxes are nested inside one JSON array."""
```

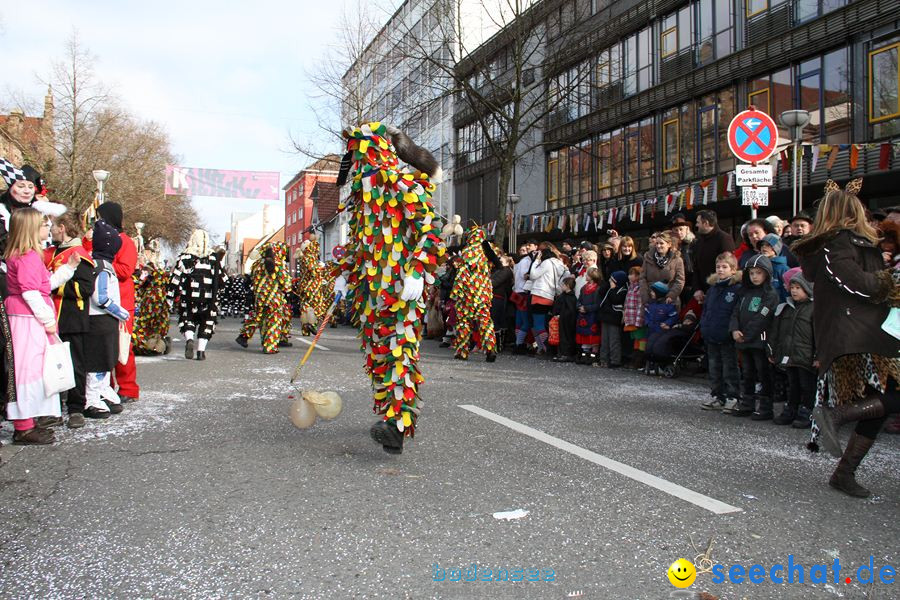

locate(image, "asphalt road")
[[0, 318, 897, 599]]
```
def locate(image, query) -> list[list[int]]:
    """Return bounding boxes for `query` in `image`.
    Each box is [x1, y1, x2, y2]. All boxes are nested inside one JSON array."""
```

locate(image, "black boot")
[[829, 432, 875, 498], [370, 420, 404, 454], [791, 406, 812, 429], [813, 395, 886, 458], [773, 403, 798, 425], [751, 396, 774, 421], [729, 395, 755, 417], [235, 335, 248, 348], [196, 351, 206, 361], [485, 352, 496, 363]]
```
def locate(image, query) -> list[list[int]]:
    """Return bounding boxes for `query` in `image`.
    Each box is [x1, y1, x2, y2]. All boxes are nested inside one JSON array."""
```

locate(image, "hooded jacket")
[[95, 202, 137, 312], [597, 282, 627, 325], [699, 270, 742, 344], [729, 254, 779, 350]]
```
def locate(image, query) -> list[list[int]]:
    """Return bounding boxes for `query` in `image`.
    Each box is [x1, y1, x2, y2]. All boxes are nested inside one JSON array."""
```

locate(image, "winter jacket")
[[699, 271, 742, 345], [529, 255, 566, 302], [794, 228, 900, 374], [512, 253, 532, 293], [729, 254, 779, 350], [766, 298, 815, 371], [693, 226, 736, 292], [577, 281, 602, 314], [597, 284, 627, 325], [623, 281, 644, 328], [769, 254, 789, 302], [644, 299, 678, 335], [552, 290, 578, 329], [44, 240, 96, 335], [639, 249, 685, 308]]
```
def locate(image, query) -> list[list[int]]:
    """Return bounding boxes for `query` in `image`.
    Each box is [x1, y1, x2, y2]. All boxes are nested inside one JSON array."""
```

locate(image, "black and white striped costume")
[[168, 253, 226, 340]]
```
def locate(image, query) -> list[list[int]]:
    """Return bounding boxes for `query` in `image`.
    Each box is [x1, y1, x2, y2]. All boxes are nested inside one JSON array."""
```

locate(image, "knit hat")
[[650, 281, 669, 297], [611, 270, 628, 287], [92, 219, 122, 261], [759, 233, 783, 256], [97, 202, 124, 232], [786, 268, 813, 298]]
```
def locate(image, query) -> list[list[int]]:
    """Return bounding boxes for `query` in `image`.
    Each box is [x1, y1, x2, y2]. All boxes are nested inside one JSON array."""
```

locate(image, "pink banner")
[[165, 165, 280, 200]]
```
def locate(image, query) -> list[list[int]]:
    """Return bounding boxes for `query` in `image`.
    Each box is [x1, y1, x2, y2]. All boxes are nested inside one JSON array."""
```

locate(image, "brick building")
[[283, 155, 341, 272], [0, 88, 55, 171]]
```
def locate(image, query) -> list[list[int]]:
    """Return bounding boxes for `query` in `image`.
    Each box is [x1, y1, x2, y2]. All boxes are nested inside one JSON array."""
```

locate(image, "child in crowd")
[[645, 296, 702, 370], [767, 269, 816, 428], [622, 266, 646, 369], [595, 270, 627, 368], [552, 276, 578, 362], [758, 234, 789, 302], [728, 255, 779, 418], [642, 281, 678, 375], [699, 253, 742, 410], [84, 220, 131, 418], [3, 209, 78, 444], [575, 267, 602, 364]]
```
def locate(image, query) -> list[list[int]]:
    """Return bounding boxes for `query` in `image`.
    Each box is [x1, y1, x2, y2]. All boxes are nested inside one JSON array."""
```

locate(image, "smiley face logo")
[[667, 558, 696, 588]]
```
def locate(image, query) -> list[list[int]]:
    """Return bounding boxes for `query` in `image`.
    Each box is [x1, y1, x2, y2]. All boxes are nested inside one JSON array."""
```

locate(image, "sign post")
[[727, 108, 779, 219]]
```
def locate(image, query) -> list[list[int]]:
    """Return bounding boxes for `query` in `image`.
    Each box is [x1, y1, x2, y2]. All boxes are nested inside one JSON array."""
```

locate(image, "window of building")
[[623, 118, 654, 192], [662, 117, 680, 173], [796, 47, 851, 144], [624, 27, 653, 96], [869, 38, 900, 139], [746, 0, 787, 18], [597, 136, 611, 191], [748, 87, 771, 114], [697, 0, 735, 66], [796, 0, 846, 23], [548, 151, 559, 203], [660, 5, 692, 60]]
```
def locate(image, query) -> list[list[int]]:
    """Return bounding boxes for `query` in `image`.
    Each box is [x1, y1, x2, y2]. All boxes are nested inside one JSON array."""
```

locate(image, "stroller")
[[644, 320, 705, 378]]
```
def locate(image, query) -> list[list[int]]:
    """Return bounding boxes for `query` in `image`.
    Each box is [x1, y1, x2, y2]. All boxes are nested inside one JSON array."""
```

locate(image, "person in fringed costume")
[[237, 241, 292, 354], [793, 179, 900, 498], [294, 236, 329, 334], [167, 229, 226, 360], [133, 264, 171, 355], [450, 226, 497, 362], [333, 122, 445, 454]]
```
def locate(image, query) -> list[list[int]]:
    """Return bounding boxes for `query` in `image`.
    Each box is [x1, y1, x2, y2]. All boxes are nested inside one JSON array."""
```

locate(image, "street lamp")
[[507, 193, 520, 254], [779, 110, 810, 215], [92, 169, 110, 205]]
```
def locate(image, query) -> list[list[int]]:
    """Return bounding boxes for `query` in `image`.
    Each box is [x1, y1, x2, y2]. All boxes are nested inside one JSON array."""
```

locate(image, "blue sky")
[[0, 0, 378, 242]]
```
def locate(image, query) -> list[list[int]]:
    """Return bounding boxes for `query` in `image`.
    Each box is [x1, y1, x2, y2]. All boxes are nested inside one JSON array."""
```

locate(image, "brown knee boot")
[[813, 395, 886, 458], [828, 432, 875, 498]]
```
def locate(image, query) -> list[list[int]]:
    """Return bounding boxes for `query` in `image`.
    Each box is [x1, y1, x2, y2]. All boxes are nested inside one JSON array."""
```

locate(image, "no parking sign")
[[727, 109, 779, 164]]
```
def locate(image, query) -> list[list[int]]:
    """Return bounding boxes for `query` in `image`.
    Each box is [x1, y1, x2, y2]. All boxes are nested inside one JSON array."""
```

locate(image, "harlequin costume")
[[133, 265, 171, 355], [450, 227, 496, 361], [334, 122, 445, 454], [239, 241, 292, 353], [294, 237, 329, 334]]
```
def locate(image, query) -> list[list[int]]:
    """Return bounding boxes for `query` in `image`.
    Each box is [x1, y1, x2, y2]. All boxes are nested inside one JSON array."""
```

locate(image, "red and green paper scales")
[[253, 242, 291, 315], [133, 267, 169, 347], [450, 227, 492, 313], [333, 122, 445, 438], [295, 237, 329, 321]]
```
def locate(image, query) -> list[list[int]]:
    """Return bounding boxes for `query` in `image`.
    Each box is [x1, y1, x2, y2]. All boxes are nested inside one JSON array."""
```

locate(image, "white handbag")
[[118, 322, 131, 365], [43, 335, 75, 396]]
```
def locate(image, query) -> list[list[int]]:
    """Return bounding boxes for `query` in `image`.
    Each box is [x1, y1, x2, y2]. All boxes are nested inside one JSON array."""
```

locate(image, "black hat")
[[97, 202, 124, 232], [20, 165, 45, 194], [579, 240, 594, 250], [789, 211, 814, 225], [92, 219, 122, 261]]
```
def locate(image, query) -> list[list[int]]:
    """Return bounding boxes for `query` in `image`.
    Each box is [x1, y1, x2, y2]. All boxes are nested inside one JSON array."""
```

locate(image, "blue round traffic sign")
[[727, 109, 779, 163]]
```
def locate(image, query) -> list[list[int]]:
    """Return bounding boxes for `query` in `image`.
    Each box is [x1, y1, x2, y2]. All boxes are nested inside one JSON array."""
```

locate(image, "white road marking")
[[294, 337, 330, 351], [459, 404, 742, 515]]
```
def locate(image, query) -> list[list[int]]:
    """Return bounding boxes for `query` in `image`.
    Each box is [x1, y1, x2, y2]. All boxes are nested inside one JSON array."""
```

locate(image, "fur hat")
[[610, 270, 628, 287], [650, 281, 669, 297]]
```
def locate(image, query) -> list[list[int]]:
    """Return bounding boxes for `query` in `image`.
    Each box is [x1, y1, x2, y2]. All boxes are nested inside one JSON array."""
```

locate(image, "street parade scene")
[[0, 1, 899, 598]]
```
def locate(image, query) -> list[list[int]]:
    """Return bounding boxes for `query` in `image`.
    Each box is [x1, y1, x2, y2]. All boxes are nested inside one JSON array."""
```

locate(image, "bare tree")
[[33, 33, 197, 246]]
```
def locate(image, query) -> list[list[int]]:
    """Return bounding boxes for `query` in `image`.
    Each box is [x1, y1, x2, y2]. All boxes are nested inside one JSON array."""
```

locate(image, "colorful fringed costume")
[[450, 227, 496, 359], [333, 122, 445, 452], [294, 237, 329, 332], [240, 241, 292, 353], [133, 266, 171, 355]]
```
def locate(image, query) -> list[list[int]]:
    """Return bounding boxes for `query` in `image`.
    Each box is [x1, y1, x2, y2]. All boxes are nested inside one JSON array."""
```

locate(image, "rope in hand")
[[689, 534, 715, 575]]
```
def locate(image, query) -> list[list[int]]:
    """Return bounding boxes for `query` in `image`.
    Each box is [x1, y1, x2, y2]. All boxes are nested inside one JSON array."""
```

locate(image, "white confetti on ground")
[[57, 391, 186, 443]]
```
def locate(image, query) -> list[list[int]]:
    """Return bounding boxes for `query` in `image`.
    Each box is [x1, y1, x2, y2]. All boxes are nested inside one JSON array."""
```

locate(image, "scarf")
[[653, 251, 671, 269]]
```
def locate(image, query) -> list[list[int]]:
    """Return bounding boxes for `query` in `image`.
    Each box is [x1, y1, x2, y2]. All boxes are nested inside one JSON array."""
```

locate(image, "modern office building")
[[454, 0, 900, 241]]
